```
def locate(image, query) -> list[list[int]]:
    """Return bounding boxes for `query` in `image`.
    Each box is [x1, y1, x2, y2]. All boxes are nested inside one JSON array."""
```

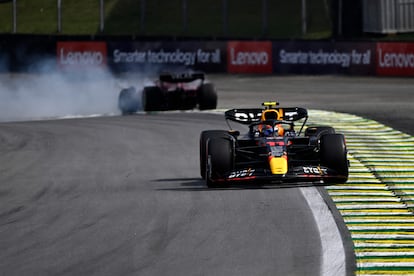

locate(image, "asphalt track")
[[0, 74, 413, 275]]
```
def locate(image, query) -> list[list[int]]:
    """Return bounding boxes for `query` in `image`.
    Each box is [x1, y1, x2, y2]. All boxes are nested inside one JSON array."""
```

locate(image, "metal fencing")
[[363, 0, 414, 33], [2, 0, 333, 38]]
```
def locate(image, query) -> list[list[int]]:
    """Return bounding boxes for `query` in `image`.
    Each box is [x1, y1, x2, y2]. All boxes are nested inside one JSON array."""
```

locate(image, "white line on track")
[[300, 187, 346, 276]]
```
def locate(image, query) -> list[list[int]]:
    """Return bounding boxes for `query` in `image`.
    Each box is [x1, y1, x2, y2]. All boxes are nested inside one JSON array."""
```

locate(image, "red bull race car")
[[199, 102, 349, 188], [118, 72, 217, 114]]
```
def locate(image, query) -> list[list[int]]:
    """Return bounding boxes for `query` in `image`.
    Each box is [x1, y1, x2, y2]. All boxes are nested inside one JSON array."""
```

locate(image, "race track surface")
[[0, 74, 413, 275], [0, 114, 322, 276]]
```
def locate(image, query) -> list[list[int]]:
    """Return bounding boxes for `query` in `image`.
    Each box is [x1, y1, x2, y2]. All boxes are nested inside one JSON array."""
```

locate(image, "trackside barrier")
[[1, 36, 414, 76], [51, 40, 414, 77]]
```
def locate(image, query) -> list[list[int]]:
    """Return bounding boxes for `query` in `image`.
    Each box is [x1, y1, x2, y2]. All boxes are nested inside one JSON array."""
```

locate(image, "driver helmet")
[[260, 124, 285, 137], [261, 125, 274, 137]]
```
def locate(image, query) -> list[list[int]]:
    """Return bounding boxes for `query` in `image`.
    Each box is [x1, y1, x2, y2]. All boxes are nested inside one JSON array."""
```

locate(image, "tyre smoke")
[[0, 60, 148, 122]]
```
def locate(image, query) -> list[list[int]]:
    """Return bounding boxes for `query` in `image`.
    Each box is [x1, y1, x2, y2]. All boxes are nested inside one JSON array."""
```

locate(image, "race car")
[[199, 102, 349, 188], [118, 72, 217, 114]]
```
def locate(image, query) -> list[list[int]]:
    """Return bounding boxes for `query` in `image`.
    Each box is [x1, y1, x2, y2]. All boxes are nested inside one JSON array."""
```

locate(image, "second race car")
[[199, 102, 349, 188], [118, 72, 217, 114]]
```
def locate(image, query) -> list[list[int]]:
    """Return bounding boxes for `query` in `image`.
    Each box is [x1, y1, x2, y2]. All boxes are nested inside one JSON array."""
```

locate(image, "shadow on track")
[[153, 178, 332, 191]]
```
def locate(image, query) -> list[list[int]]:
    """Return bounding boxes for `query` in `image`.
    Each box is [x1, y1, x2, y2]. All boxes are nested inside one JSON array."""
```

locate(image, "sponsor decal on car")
[[228, 169, 255, 179], [227, 41, 272, 73], [233, 111, 262, 122], [57, 41, 107, 70], [303, 166, 327, 175], [377, 42, 414, 76]]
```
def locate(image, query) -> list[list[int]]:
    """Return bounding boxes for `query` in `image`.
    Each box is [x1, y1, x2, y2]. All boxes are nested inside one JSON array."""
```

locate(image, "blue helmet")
[[262, 126, 274, 137]]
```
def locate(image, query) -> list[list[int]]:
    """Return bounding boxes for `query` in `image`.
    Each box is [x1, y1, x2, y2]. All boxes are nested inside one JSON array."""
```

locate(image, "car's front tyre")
[[320, 133, 348, 184], [305, 126, 335, 146], [206, 136, 234, 188], [199, 130, 229, 179]]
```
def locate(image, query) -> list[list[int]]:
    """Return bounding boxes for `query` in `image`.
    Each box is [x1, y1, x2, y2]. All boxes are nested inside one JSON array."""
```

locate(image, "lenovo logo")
[[377, 42, 414, 76], [378, 49, 414, 68], [230, 48, 269, 65], [227, 41, 272, 73], [59, 49, 104, 65], [57, 42, 107, 69]]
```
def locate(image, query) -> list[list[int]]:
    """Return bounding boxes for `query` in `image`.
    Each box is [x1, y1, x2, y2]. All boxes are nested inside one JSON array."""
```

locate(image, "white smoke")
[[0, 59, 149, 122]]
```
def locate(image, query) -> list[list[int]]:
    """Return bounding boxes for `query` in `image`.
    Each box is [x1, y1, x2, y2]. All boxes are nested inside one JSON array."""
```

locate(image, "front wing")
[[208, 165, 347, 185]]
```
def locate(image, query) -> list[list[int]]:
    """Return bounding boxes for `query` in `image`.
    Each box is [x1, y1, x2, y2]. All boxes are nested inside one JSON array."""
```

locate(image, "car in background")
[[200, 102, 349, 188], [118, 72, 217, 114]]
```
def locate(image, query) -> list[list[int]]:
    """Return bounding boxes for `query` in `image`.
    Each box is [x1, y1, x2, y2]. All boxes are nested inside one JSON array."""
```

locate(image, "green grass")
[[186, 0, 223, 37], [0, 0, 333, 38], [0, 2, 16, 33], [103, 0, 141, 35], [61, 1, 101, 34], [0, 1, 101, 34]]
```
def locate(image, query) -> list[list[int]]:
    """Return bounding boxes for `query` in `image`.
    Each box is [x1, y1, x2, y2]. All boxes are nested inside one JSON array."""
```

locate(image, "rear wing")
[[159, 72, 205, 83], [225, 107, 308, 125], [225, 109, 262, 124]]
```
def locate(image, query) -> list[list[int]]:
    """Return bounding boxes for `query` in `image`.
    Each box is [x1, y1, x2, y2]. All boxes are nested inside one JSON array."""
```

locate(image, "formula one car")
[[118, 72, 217, 114], [199, 102, 349, 188]]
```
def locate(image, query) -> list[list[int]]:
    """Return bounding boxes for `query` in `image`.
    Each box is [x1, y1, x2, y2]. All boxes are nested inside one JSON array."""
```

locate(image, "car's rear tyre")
[[118, 87, 139, 115], [198, 83, 217, 110], [320, 134, 348, 184], [305, 126, 335, 145], [142, 86, 163, 111], [206, 137, 234, 188], [199, 130, 229, 179]]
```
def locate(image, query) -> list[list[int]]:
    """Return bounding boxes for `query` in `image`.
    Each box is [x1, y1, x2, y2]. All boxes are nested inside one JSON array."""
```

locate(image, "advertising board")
[[107, 41, 226, 73], [273, 41, 376, 75], [376, 42, 414, 76], [56, 41, 108, 70], [227, 41, 272, 74], [0, 44, 9, 72]]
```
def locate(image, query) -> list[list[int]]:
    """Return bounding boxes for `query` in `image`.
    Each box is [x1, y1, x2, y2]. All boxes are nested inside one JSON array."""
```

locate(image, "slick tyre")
[[320, 134, 349, 184], [199, 130, 229, 179], [142, 86, 163, 111], [305, 126, 335, 145], [198, 83, 217, 110], [118, 87, 139, 115], [206, 137, 234, 188]]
